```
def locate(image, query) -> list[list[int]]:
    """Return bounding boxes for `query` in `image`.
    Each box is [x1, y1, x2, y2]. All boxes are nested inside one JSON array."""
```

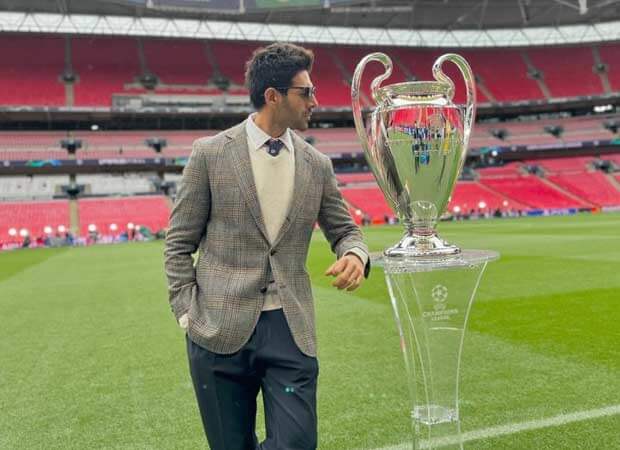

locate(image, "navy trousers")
[[186, 309, 319, 450]]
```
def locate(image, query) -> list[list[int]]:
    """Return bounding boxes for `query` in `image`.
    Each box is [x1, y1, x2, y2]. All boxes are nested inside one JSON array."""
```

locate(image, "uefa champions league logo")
[[432, 284, 448, 310], [423, 284, 458, 321]]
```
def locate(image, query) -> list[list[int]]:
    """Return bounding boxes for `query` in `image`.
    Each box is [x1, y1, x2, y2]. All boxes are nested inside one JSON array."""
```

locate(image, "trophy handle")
[[351, 52, 393, 156], [432, 53, 477, 149]]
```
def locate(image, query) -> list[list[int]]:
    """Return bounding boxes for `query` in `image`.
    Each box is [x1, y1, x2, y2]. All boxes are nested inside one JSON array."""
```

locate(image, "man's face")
[[276, 70, 318, 131]]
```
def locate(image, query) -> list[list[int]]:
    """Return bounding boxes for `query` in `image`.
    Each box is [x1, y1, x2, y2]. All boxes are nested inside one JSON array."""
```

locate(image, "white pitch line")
[[371, 404, 620, 450]]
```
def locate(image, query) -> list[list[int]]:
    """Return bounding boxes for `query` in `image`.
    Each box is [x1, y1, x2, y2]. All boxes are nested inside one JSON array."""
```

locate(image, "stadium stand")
[[0, 34, 66, 106], [480, 175, 592, 209], [341, 187, 393, 222], [336, 172, 375, 185], [458, 48, 544, 102], [77, 196, 170, 236], [0, 112, 615, 162], [476, 164, 523, 178], [448, 181, 528, 212], [208, 40, 257, 88], [72, 36, 143, 106], [526, 46, 603, 98], [1, 34, 619, 108], [0, 130, 211, 161], [1, 32, 619, 247], [76, 174, 156, 195], [525, 157, 594, 173], [142, 39, 213, 86], [339, 179, 531, 222], [308, 47, 353, 107], [0, 199, 70, 241], [598, 43, 620, 92], [606, 153, 620, 165], [330, 45, 410, 105], [0, 175, 70, 200], [547, 172, 620, 207], [389, 48, 487, 104]]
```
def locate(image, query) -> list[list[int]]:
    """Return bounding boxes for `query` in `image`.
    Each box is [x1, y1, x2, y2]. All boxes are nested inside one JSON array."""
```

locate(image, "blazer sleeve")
[[164, 139, 211, 320], [316, 156, 371, 278]]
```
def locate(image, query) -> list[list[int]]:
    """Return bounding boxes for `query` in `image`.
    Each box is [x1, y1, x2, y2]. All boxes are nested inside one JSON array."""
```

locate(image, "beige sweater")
[[245, 115, 295, 310]]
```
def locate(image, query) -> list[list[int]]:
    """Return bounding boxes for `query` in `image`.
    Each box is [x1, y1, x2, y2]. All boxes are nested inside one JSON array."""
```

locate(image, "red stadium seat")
[[209, 41, 258, 87], [72, 37, 142, 107], [78, 196, 170, 236], [527, 47, 603, 98], [547, 172, 620, 207], [143, 39, 213, 86], [477, 164, 523, 179], [0, 35, 66, 106], [459, 48, 544, 102], [1, 35, 616, 108], [0, 200, 70, 242], [480, 175, 591, 209], [449, 181, 527, 212], [597, 43, 620, 92], [341, 187, 393, 222], [309, 47, 353, 107], [524, 157, 593, 173], [336, 173, 376, 184]]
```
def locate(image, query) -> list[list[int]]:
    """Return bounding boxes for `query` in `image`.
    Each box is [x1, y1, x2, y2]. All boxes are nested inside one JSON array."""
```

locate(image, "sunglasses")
[[275, 86, 317, 99]]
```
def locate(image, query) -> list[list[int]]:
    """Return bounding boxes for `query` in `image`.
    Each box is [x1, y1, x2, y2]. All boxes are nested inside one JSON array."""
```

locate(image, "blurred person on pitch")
[[164, 42, 370, 450]]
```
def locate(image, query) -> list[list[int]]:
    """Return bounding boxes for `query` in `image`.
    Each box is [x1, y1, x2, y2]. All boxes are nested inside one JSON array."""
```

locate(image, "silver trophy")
[[353, 53, 499, 449], [352, 52, 476, 257]]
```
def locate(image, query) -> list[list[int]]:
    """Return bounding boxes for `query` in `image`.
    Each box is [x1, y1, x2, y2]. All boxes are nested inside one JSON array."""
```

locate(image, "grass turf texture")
[[1, 213, 619, 449]]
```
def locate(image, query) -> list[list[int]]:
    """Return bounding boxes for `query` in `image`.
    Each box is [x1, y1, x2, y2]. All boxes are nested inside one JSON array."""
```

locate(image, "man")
[[164, 42, 370, 450]]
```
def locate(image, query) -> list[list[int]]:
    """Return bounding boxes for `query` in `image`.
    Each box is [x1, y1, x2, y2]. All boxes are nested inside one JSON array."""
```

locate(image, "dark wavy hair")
[[244, 42, 314, 110]]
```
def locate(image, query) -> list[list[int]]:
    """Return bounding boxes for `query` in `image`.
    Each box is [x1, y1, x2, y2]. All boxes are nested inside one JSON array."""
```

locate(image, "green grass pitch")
[[1, 213, 619, 449]]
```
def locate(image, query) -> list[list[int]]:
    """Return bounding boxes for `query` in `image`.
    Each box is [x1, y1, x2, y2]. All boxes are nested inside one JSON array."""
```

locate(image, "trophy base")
[[385, 233, 460, 258], [412, 405, 459, 425]]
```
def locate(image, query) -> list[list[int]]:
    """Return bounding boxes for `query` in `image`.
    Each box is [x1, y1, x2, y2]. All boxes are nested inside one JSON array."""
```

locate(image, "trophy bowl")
[[352, 52, 477, 258]]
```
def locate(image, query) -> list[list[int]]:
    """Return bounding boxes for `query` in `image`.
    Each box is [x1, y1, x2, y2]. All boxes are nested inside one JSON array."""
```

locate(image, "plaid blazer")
[[164, 121, 369, 357]]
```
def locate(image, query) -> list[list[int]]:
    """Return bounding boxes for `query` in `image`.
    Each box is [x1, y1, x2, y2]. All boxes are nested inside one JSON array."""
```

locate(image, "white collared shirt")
[[246, 112, 294, 160]]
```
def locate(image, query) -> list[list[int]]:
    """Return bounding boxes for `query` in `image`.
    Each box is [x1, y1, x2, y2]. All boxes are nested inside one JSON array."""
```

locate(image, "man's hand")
[[325, 253, 365, 291]]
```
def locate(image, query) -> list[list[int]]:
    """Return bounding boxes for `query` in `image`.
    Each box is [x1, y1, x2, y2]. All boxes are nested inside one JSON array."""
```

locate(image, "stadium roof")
[[0, 0, 619, 47], [3, 0, 620, 29]]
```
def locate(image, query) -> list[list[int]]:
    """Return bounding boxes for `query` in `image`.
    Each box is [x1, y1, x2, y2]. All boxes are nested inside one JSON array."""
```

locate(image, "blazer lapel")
[[272, 134, 313, 248], [225, 122, 270, 243]]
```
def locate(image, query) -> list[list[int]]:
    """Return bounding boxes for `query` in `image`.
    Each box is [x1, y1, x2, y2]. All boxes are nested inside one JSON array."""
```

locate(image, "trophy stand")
[[379, 250, 498, 449]]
